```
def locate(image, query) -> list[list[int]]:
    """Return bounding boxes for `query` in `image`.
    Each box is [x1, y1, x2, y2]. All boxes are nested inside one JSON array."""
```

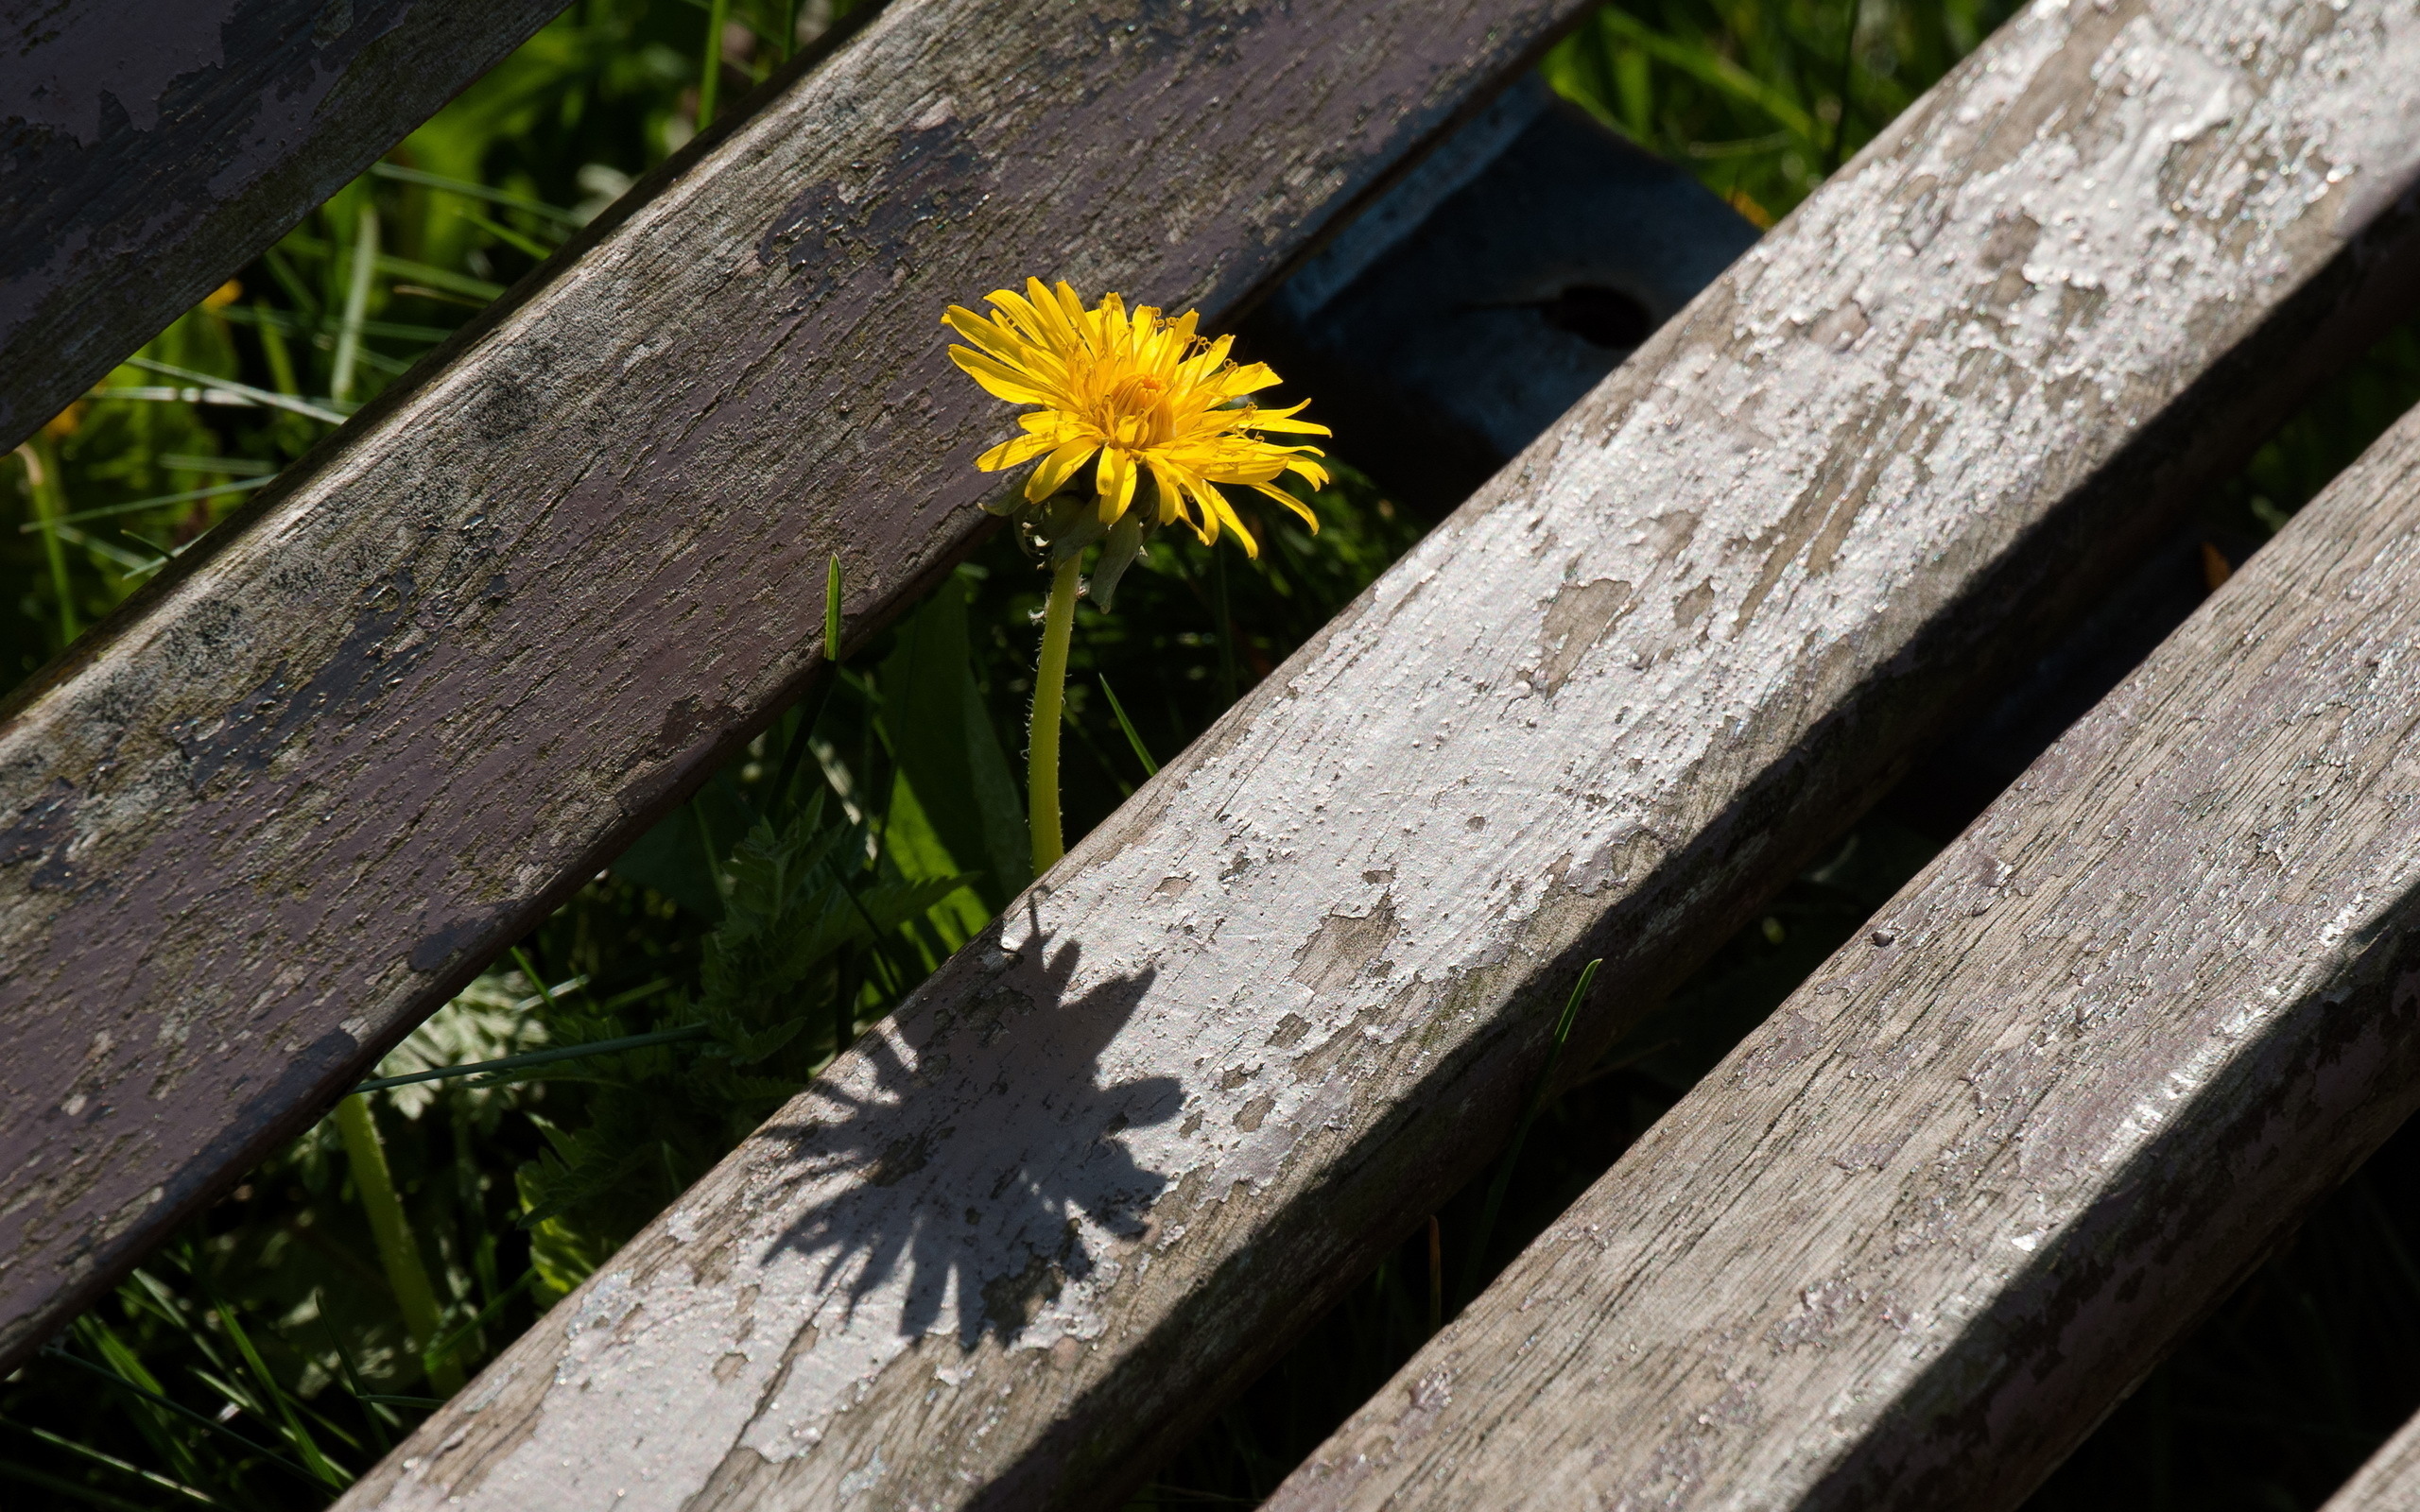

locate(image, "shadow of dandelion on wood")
[[417, 917, 1192, 1496], [756, 922, 1177, 1350]]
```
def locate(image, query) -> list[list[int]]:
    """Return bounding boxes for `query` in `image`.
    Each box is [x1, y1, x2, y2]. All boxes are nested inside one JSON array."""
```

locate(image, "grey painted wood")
[[0, 0, 1602, 1377], [330, 3, 2420, 1508], [2322, 1415, 2420, 1511], [1267, 390, 2420, 1512], [0, 0, 570, 454]]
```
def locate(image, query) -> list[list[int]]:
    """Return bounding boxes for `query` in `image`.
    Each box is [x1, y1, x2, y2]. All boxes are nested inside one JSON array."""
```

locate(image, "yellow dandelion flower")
[[943, 278, 1329, 558]]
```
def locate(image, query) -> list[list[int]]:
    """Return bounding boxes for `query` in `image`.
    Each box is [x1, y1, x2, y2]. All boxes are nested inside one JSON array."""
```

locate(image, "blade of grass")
[[1596, 9, 1818, 141], [369, 162, 583, 225], [595, 975, 674, 1014], [454, 205, 559, 260], [0, 1455, 164, 1512], [261, 245, 320, 316], [0, 1419, 226, 1508], [1099, 675, 1158, 777], [825, 552, 844, 660], [13, 438, 79, 643], [320, 1308, 394, 1452], [276, 233, 505, 301], [389, 283, 493, 309], [38, 1349, 321, 1487], [48, 521, 158, 573], [123, 358, 345, 424], [421, 1268, 536, 1380], [210, 1302, 348, 1488], [1459, 959, 1601, 1302], [770, 703, 817, 818], [507, 973, 589, 1014], [159, 453, 276, 476], [21, 476, 273, 532], [766, 557, 847, 820], [685, 790, 733, 914], [508, 948, 566, 1012], [330, 202, 379, 405], [353, 1023, 711, 1093], [699, 0, 731, 124], [251, 299, 305, 410], [355, 1394, 448, 1409], [73, 1315, 206, 1487], [1824, 0, 1861, 171], [87, 386, 265, 407], [1057, 687, 1134, 801], [222, 306, 458, 344]]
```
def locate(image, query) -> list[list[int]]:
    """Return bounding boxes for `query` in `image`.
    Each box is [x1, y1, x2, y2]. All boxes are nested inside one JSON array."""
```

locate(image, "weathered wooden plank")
[[332, 3, 2420, 1508], [1265, 396, 2420, 1512], [0, 0, 570, 453], [2321, 1414, 2420, 1510], [0, 0, 1603, 1374]]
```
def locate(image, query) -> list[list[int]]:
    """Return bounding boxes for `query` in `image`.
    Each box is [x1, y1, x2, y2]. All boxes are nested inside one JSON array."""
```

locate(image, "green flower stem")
[[1028, 556, 1082, 873], [333, 1094, 463, 1394]]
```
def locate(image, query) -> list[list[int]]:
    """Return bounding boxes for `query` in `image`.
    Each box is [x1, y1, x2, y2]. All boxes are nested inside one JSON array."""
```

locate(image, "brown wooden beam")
[[331, 2, 2420, 1508], [0, 0, 572, 454]]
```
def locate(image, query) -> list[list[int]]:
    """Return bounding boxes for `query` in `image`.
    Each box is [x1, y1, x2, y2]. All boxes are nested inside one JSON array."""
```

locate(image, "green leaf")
[[884, 771, 993, 946], [877, 576, 1029, 909]]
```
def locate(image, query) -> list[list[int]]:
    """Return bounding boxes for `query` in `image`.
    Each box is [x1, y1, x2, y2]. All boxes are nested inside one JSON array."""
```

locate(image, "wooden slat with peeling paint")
[[331, 2, 2420, 1508], [1270, 389, 2420, 1512], [0, 0, 1602, 1375]]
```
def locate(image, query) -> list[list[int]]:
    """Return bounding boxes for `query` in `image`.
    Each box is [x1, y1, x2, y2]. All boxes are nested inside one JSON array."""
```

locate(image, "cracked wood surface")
[[2322, 1413, 2420, 1510], [0, 0, 1604, 1370], [0, 0, 569, 454], [332, 2, 2420, 1508], [1266, 381, 2420, 1512]]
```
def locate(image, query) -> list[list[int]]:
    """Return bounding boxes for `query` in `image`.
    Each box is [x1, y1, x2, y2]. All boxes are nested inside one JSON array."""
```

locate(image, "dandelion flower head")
[[944, 279, 1329, 557]]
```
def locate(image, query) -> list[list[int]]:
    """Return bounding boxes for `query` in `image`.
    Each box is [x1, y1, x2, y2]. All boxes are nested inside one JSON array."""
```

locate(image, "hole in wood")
[[1535, 285, 1653, 349]]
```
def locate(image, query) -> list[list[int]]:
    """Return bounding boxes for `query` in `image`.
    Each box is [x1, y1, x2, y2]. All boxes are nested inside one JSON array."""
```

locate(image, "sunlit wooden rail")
[[1270, 386, 2420, 1512], [9, 0, 2420, 1508], [0, 0, 572, 455]]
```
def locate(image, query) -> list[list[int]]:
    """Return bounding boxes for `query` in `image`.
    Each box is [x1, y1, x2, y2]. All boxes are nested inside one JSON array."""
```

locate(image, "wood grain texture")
[[0, 0, 1602, 1376], [2321, 1414, 2420, 1511], [1266, 377, 2420, 1512], [0, 0, 567, 453], [330, 3, 2420, 1508]]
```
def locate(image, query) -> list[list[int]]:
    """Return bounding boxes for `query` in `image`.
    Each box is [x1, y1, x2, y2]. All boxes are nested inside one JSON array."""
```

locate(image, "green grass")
[[10, 1, 2420, 1508]]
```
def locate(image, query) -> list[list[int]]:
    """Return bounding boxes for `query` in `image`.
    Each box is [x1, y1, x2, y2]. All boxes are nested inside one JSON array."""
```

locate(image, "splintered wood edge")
[[0, 0, 569, 454], [335, 2, 2420, 1509], [0, 0, 1599, 1374], [1267, 369, 2420, 1508]]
